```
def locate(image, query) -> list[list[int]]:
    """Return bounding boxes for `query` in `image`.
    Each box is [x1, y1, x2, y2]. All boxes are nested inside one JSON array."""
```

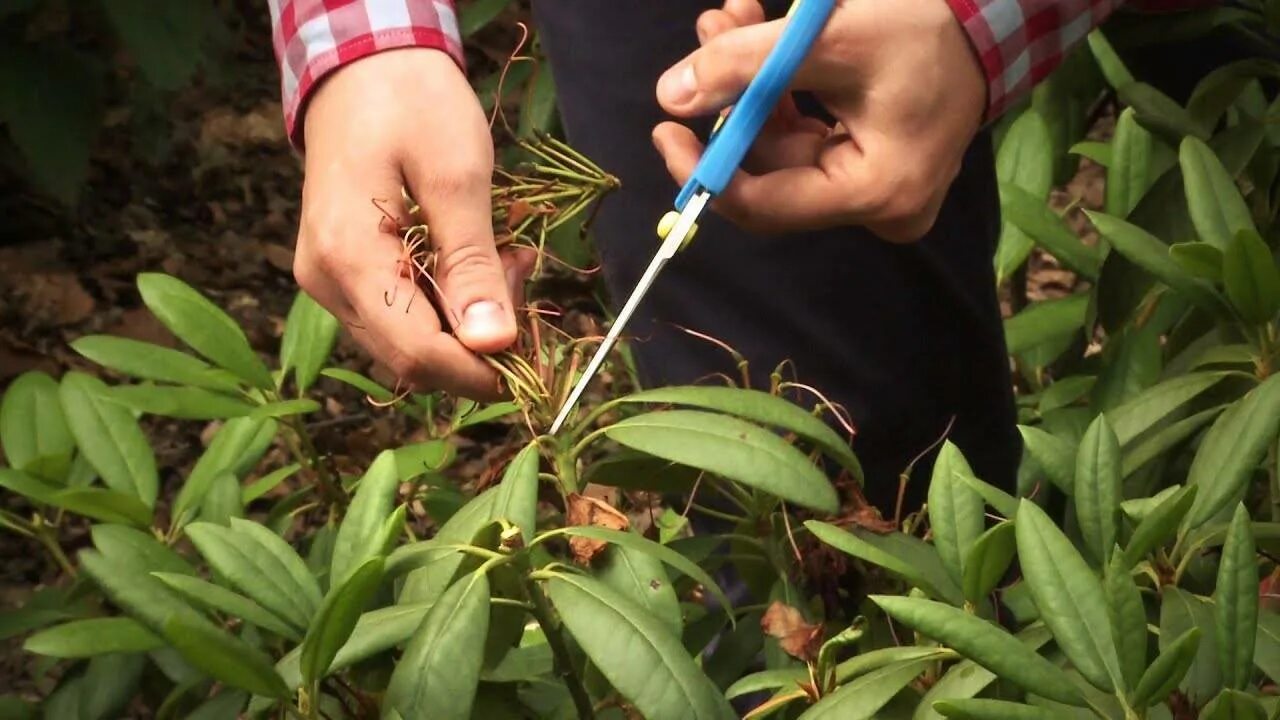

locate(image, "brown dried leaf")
[[566, 492, 629, 565], [262, 243, 295, 273], [1261, 567, 1280, 613], [761, 601, 823, 663], [15, 273, 95, 326]]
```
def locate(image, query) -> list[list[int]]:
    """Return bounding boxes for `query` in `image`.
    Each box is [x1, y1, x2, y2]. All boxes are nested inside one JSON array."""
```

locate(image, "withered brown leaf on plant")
[[566, 492, 630, 565], [761, 601, 824, 663]]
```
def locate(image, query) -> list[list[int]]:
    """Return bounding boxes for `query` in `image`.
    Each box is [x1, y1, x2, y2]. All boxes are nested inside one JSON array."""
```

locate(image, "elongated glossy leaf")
[[1215, 504, 1259, 690], [1003, 294, 1088, 356], [110, 384, 253, 420], [173, 417, 275, 528], [385, 571, 490, 720], [1124, 485, 1197, 568], [934, 699, 1059, 719], [1160, 587, 1221, 705], [963, 522, 1016, 604], [1000, 184, 1101, 278], [301, 557, 384, 688], [392, 439, 454, 482], [599, 541, 682, 636], [1104, 551, 1147, 691], [279, 291, 338, 394], [729, 646, 946, 700], [1171, 242, 1224, 281], [24, 617, 161, 657], [186, 521, 320, 631], [546, 572, 735, 720], [136, 274, 272, 389], [248, 399, 319, 420], [77, 549, 199, 638], [50, 487, 153, 528], [1071, 141, 1112, 166], [1182, 136, 1258, 251], [1075, 415, 1121, 565], [241, 463, 299, 505], [395, 491, 496, 602], [959, 474, 1020, 519], [331, 450, 398, 587], [0, 371, 73, 479], [605, 409, 837, 513], [319, 368, 394, 403], [491, 441, 538, 544], [1186, 374, 1280, 529], [1107, 109, 1157, 217], [1017, 426, 1075, 494], [59, 372, 157, 507], [1106, 372, 1228, 446], [1203, 690, 1268, 720], [1122, 406, 1224, 478], [1119, 82, 1209, 143], [798, 657, 934, 720], [1223, 229, 1280, 325], [914, 625, 1055, 720], [551, 526, 733, 615], [71, 336, 241, 394], [91, 524, 193, 576], [994, 109, 1054, 283], [872, 595, 1083, 706], [459, 0, 512, 36], [162, 613, 289, 699], [1087, 30, 1134, 89], [807, 521, 963, 605], [1085, 211, 1223, 313], [929, 442, 986, 587], [618, 386, 862, 480], [1134, 627, 1201, 708], [1255, 612, 1280, 683], [453, 401, 519, 430], [1015, 500, 1122, 692], [152, 572, 301, 641]]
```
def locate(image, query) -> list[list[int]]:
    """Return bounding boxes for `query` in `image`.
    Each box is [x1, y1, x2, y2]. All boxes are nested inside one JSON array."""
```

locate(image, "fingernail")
[[659, 64, 697, 105], [462, 300, 505, 335]]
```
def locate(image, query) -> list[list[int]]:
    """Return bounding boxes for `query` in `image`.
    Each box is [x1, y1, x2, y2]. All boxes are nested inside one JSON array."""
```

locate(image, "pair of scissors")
[[548, 0, 836, 435]]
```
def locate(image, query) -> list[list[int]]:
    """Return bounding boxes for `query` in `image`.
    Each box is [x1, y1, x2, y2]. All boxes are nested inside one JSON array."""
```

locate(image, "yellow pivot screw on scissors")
[[548, 0, 835, 435]]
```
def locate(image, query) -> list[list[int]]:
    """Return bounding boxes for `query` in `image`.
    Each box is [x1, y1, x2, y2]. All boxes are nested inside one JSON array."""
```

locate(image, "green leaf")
[[392, 439, 454, 482], [136, 273, 273, 390], [959, 474, 1021, 519], [1119, 82, 1209, 143], [1255, 611, 1280, 683], [394, 491, 496, 602], [994, 109, 1054, 283], [279, 291, 338, 394], [91, 524, 193, 575], [152, 572, 301, 641], [482, 643, 554, 683], [807, 521, 964, 605], [1160, 587, 1222, 705], [1215, 504, 1259, 690], [248, 398, 319, 420], [1122, 406, 1225, 478], [301, 556, 384, 689], [161, 613, 289, 699], [618, 385, 862, 480], [798, 657, 935, 720], [1223, 229, 1280, 325], [385, 571, 490, 720], [1104, 550, 1147, 691], [517, 59, 557, 138], [331, 450, 399, 587], [1186, 374, 1280, 529], [963, 522, 1016, 604], [241, 463, 299, 505], [1074, 415, 1122, 565], [196, 472, 242, 525], [929, 442, 986, 588], [1039, 376, 1097, 416], [1085, 210, 1223, 313], [934, 699, 1059, 719], [318, 368, 393, 403], [1202, 689, 1268, 720], [598, 540, 682, 637], [546, 572, 735, 720], [728, 646, 947, 700], [550, 526, 734, 616], [491, 441, 538, 544], [49, 487, 153, 528], [58, 372, 157, 507], [1015, 500, 1122, 692], [100, 0, 222, 90], [1133, 627, 1201, 708], [0, 45, 100, 205], [23, 617, 161, 657], [186, 690, 248, 720], [0, 371, 73, 479], [173, 417, 276, 529], [1107, 108, 1158, 217], [604, 409, 837, 513], [1171, 242, 1224, 281], [1123, 485, 1197, 568], [1106, 372, 1229, 446], [70, 336, 240, 392], [185, 520, 321, 632], [1003, 293, 1088, 356], [1017, 426, 1075, 494], [1000, 184, 1101, 278], [1183, 136, 1259, 251], [458, 0, 512, 36], [109, 384, 254, 420], [871, 595, 1083, 706], [1087, 30, 1134, 90], [77, 549, 199, 641], [915, 625, 1056, 720], [1070, 140, 1112, 167]]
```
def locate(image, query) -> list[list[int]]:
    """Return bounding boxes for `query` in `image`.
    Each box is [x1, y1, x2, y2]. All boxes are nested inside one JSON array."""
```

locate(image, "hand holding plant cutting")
[[652, 0, 988, 242]]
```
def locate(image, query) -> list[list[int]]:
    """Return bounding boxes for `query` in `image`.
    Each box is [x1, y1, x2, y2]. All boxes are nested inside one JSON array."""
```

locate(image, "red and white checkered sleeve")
[[267, 0, 464, 147]]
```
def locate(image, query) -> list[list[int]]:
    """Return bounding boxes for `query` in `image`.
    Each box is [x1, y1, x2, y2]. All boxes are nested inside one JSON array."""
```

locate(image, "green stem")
[[689, 503, 747, 524], [519, 569, 595, 720], [283, 415, 340, 504], [32, 516, 75, 578], [554, 446, 580, 495]]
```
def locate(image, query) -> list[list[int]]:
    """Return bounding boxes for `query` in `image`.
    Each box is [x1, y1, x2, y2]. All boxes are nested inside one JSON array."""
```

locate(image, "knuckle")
[[437, 238, 500, 281]]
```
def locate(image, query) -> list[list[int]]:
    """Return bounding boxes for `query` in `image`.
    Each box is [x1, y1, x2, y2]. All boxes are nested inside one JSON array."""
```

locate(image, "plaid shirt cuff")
[[268, 0, 464, 148], [944, 0, 1124, 120]]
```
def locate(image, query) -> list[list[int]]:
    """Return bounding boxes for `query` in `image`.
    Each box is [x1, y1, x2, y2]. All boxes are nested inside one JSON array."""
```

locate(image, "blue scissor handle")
[[674, 0, 835, 211]]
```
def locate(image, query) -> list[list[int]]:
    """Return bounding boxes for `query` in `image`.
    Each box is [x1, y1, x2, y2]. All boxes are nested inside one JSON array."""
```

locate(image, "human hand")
[[294, 48, 532, 400], [653, 0, 987, 243]]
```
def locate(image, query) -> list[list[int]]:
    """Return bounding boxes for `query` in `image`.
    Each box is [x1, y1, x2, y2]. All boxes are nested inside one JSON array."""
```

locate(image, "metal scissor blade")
[[548, 191, 711, 435]]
